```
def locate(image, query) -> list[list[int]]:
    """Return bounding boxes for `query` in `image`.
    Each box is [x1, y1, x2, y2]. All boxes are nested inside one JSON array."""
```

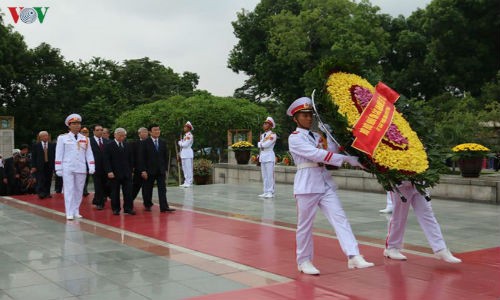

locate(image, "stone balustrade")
[[213, 163, 500, 204]]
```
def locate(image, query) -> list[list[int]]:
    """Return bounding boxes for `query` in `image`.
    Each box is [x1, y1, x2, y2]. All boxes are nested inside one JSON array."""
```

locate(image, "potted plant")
[[230, 141, 254, 164], [193, 158, 213, 185], [451, 143, 490, 177], [281, 153, 294, 166]]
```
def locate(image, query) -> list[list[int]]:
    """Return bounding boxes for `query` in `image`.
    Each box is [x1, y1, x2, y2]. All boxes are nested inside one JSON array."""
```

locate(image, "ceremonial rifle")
[[310, 89, 350, 155], [174, 135, 182, 185]]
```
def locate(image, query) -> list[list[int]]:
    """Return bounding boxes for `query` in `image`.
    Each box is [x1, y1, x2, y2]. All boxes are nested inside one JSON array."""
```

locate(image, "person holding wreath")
[[287, 96, 374, 275]]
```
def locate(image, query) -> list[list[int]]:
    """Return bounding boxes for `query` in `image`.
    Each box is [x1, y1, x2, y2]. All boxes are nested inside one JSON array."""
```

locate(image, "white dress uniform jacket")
[[55, 133, 95, 174], [178, 132, 194, 159], [55, 132, 95, 219], [288, 128, 346, 195], [257, 131, 276, 162]]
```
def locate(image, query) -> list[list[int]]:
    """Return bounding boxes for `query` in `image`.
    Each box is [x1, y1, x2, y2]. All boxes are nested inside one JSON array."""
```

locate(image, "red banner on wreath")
[[351, 82, 399, 156]]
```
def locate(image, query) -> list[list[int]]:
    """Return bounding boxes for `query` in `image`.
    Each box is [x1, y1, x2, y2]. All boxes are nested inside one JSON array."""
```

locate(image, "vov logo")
[[8, 7, 49, 24]]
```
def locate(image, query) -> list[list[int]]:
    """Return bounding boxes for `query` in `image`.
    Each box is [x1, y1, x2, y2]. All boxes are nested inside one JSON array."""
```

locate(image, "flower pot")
[[234, 150, 251, 165], [458, 157, 483, 178], [194, 175, 209, 185]]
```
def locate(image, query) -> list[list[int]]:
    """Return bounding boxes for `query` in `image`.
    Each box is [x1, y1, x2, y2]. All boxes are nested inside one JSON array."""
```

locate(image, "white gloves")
[[56, 170, 63, 177], [343, 155, 364, 168]]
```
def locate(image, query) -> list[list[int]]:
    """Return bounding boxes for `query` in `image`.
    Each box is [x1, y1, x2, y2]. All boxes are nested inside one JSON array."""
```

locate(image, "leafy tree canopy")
[[229, 0, 391, 105], [114, 93, 270, 156]]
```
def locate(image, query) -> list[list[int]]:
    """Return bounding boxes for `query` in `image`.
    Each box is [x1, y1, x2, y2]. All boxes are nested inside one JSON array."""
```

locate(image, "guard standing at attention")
[[257, 117, 277, 198], [178, 121, 194, 187]]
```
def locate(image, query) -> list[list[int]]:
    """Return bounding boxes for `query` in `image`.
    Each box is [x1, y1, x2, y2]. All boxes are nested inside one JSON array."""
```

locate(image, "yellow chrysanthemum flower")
[[452, 143, 490, 152], [231, 141, 254, 149], [326, 72, 429, 174]]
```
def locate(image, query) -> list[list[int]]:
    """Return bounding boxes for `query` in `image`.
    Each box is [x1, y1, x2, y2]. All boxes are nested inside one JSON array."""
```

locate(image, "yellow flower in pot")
[[451, 143, 490, 177]]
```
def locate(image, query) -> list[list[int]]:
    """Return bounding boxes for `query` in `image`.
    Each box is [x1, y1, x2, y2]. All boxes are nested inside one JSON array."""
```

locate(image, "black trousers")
[[132, 171, 143, 200], [35, 163, 53, 196], [142, 172, 169, 210], [92, 172, 108, 206], [55, 176, 63, 193], [109, 176, 133, 212]]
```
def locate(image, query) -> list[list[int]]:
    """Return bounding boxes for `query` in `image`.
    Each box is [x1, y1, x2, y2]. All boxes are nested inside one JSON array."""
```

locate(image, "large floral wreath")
[[324, 72, 439, 192]]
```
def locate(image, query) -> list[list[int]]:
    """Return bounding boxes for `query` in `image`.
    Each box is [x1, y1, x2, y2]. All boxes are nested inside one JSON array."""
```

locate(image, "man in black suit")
[[0, 155, 5, 195], [31, 131, 56, 199], [89, 124, 110, 210], [139, 124, 175, 212], [104, 128, 136, 215], [131, 127, 149, 200], [3, 149, 20, 195]]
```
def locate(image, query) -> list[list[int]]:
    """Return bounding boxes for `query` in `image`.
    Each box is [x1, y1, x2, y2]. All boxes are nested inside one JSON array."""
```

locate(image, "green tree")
[[229, 0, 390, 105], [382, 0, 500, 99], [115, 94, 269, 160], [423, 0, 499, 96], [117, 57, 199, 105], [3, 42, 85, 143], [77, 57, 123, 126], [379, 12, 442, 99], [0, 15, 30, 120]]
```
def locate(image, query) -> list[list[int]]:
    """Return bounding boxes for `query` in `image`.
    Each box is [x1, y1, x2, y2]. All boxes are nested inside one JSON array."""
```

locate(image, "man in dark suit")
[[104, 128, 136, 215], [89, 124, 110, 210], [3, 149, 20, 195], [0, 155, 5, 195], [139, 124, 175, 212], [131, 127, 149, 200], [31, 131, 56, 199]]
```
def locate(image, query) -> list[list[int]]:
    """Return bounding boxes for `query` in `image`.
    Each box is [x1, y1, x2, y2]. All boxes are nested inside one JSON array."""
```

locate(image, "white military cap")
[[12, 149, 20, 155], [185, 121, 193, 130], [286, 97, 313, 116], [65, 113, 82, 126], [264, 116, 275, 128]]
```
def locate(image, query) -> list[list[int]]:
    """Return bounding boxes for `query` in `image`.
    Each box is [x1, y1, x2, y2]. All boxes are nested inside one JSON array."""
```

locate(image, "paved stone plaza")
[[0, 182, 498, 299]]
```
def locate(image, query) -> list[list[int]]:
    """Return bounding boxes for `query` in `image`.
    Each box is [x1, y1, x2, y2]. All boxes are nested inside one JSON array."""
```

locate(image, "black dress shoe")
[[38, 194, 46, 199], [96, 205, 104, 210], [144, 207, 152, 212], [124, 210, 136, 215], [46, 195, 52, 198], [160, 208, 176, 213], [113, 210, 120, 215]]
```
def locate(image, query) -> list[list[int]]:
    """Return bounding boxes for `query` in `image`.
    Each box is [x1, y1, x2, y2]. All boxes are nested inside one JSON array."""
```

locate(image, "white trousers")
[[385, 191, 393, 210], [182, 158, 193, 185], [62, 171, 86, 217], [295, 185, 359, 265], [261, 161, 275, 194], [386, 186, 447, 253]]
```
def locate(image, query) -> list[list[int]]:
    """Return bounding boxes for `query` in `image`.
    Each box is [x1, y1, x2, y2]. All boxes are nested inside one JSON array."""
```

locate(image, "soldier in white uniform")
[[287, 97, 374, 275], [384, 184, 461, 263], [55, 114, 95, 220], [178, 121, 194, 187], [257, 116, 277, 198]]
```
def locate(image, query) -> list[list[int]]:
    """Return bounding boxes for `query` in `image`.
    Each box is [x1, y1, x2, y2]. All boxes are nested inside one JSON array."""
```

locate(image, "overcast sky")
[[3, 0, 430, 96]]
